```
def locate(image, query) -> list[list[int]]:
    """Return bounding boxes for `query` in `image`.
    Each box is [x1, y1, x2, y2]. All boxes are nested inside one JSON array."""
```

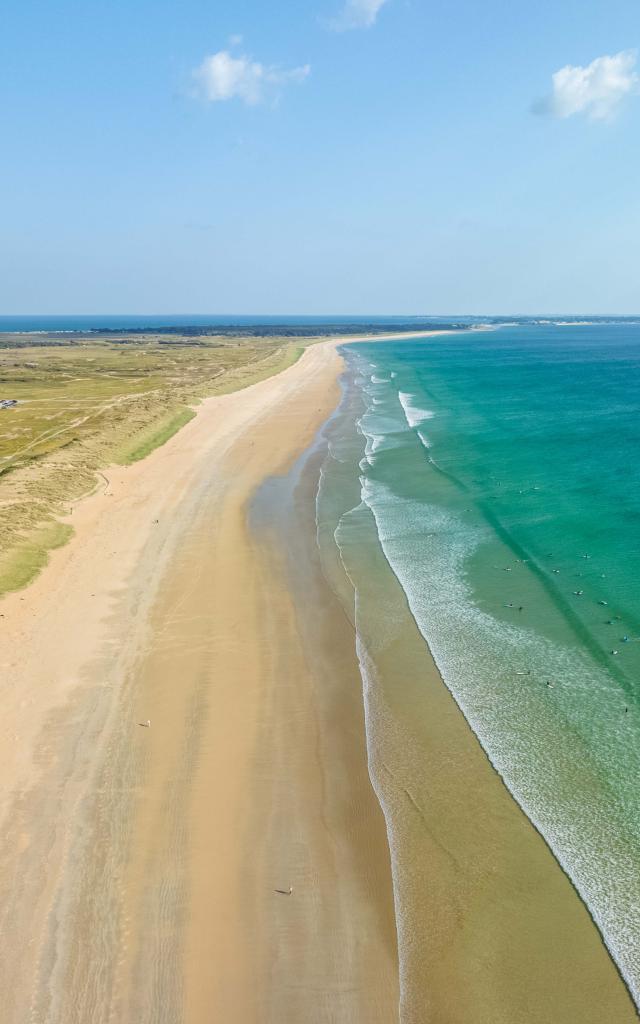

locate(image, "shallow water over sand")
[[316, 325, 640, 1016]]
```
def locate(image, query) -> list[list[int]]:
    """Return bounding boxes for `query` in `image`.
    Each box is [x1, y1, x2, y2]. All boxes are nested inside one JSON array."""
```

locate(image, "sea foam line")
[[397, 391, 435, 429], [334, 347, 640, 1007], [315, 390, 638, 1012], [357, 475, 640, 1008]]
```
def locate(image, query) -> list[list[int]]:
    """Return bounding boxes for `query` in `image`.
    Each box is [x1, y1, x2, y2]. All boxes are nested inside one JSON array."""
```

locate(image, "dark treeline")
[[0, 321, 472, 347], [90, 321, 470, 337]]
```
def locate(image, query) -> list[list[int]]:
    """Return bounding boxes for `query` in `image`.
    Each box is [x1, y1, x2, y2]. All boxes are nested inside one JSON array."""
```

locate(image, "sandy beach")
[[0, 340, 397, 1022], [0, 333, 636, 1022]]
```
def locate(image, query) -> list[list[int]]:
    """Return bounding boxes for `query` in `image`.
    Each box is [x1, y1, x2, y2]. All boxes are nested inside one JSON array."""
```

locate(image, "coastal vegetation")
[[0, 334, 306, 594]]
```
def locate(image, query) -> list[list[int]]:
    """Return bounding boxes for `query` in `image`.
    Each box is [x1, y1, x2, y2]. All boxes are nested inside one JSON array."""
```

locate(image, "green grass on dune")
[[0, 521, 73, 596], [0, 336, 315, 598], [116, 406, 197, 464]]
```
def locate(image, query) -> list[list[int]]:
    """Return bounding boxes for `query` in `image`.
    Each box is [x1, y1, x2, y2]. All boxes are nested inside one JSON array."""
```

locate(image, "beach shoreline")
[[0, 331, 636, 1021]]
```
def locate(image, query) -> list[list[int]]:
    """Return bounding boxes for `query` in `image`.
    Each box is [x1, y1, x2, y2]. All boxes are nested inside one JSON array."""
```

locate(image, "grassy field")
[[0, 334, 308, 595]]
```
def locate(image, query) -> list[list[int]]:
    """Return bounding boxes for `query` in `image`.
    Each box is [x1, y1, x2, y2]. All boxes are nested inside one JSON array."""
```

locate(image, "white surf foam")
[[356, 477, 640, 1006], [398, 391, 435, 429]]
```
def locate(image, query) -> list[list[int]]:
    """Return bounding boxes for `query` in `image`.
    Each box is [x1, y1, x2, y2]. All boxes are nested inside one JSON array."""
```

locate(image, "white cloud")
[[330, 0, 389, 31], [535, 50, 639, 120], [192, 50, 310, 105]]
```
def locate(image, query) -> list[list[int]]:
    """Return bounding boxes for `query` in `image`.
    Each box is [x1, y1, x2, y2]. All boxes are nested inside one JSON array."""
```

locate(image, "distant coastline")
[[2, 313, 640, 339]]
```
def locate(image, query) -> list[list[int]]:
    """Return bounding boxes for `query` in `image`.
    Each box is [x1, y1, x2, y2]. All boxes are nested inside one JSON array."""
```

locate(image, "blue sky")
[[2, 0, 640, 314]]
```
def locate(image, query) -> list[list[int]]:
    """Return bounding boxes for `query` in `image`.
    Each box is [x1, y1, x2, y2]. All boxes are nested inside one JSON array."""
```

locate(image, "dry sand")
[[0, 340, 398, 1023]]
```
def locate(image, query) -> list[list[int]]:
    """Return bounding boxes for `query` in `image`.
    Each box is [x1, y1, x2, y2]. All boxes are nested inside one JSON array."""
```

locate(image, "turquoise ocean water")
[[316, 324, 640, 1004]]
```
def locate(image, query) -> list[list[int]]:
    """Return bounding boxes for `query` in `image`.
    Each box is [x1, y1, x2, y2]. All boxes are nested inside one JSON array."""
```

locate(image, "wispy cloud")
[[534, 50, 639, 121], [329, 0, 390, 31], [192, 50, 310, 106]]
